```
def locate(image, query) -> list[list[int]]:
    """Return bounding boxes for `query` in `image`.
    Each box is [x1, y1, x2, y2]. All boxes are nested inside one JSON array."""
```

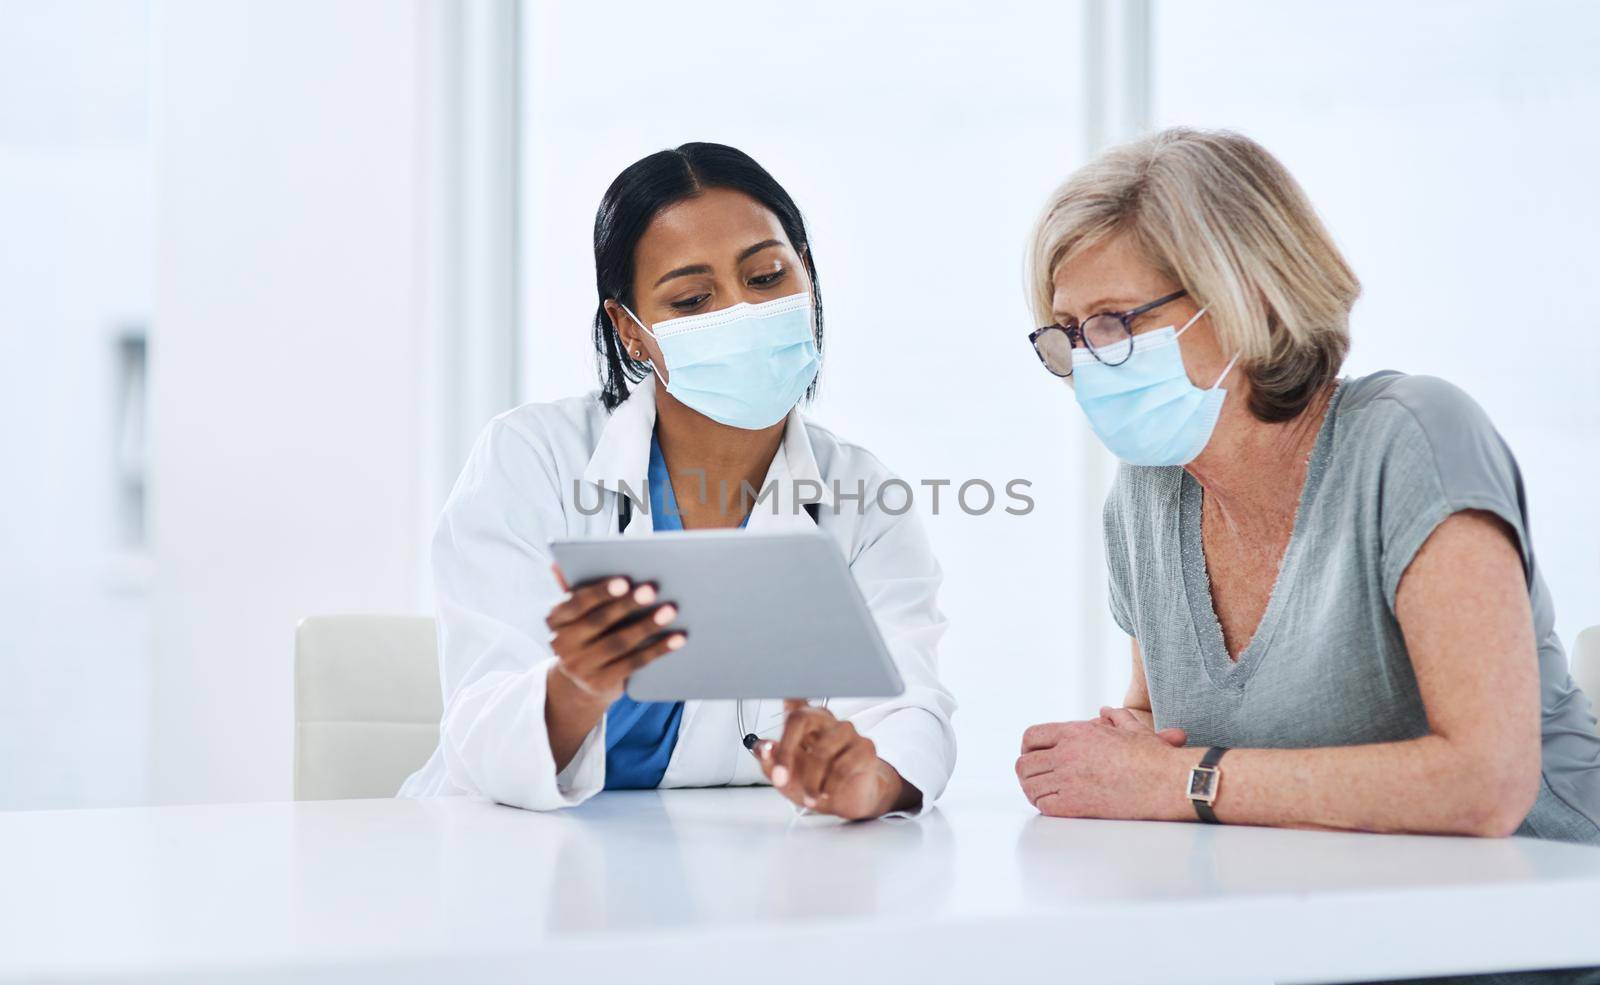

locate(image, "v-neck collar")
[[580, 375, 826, 536], [1179, 381, 1345, 691], [646, 432, 752, 531]]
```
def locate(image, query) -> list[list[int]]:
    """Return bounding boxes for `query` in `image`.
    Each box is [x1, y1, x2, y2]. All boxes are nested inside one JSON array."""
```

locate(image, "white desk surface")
[[4, 788, 1600, 985]]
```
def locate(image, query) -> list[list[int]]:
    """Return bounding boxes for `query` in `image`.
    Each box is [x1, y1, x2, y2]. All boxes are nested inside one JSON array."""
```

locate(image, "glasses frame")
[[1029, 289, 1189, 377]]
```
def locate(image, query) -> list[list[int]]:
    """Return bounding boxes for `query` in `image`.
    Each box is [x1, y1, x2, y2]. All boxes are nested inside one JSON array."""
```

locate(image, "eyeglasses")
[[1029, 289, 1189, 378]]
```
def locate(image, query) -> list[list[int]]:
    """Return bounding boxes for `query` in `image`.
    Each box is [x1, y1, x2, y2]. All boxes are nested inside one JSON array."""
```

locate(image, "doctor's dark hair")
[[591, 142, 824, 411]]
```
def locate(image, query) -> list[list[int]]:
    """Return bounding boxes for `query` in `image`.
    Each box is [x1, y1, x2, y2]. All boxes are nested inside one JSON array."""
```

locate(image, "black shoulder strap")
[[618, 495, 816, 532]]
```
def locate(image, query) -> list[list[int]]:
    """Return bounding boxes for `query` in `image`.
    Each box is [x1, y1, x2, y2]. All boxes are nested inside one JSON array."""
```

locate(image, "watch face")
[[1189, 767, 1217, 799]]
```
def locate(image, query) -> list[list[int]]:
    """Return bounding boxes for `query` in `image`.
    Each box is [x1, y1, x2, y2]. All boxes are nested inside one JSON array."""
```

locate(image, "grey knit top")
[[1103, 371, 1600, 843]]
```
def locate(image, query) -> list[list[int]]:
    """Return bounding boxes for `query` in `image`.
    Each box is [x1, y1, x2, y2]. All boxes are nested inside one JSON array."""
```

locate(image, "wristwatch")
[[1187, 747, 1228, 824]]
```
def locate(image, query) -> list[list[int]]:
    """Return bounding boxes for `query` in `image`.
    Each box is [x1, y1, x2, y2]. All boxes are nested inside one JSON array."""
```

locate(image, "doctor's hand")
[[756, 700, 921, 820], [1015, 710, 1190, 821], [544, 567, 688, 772], [545, 568, 687, 705]]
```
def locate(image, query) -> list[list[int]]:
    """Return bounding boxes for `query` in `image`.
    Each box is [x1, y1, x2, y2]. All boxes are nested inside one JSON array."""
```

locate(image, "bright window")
[[1153, 0, 1600, 647], [518, 1, 1099, 790]]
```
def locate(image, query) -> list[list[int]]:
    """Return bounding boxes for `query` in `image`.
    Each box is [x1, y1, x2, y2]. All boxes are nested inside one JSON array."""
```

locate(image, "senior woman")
[[1016, 127, 1600, 860]]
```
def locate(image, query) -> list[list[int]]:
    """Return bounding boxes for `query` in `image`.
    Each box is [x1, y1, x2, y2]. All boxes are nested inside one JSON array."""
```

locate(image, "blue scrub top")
[[602, 434, 746, 789]]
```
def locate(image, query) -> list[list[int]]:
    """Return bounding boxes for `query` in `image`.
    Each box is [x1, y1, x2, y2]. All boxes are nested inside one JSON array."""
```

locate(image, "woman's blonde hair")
[[1028, 127, 1360, 422]]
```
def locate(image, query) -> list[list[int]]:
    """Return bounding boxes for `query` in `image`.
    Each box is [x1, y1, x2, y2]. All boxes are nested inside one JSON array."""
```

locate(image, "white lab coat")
[[399, 376, 957, 814]]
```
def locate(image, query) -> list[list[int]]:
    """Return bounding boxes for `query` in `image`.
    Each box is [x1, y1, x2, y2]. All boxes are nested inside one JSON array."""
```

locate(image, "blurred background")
[[2, 0, 1596, 811]]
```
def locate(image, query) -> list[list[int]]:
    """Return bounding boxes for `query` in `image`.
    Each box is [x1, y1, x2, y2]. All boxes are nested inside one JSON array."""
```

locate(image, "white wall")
[[519, 1, 1100, 797], [148, 0, 436, 804], [0, 0, 153, 809], [1152, 0, 1600, 649]]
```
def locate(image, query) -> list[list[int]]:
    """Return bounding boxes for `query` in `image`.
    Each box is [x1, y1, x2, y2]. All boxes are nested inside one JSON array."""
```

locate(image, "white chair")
[[294, 615, 442, 800], [1574, 625, 1600, 729]]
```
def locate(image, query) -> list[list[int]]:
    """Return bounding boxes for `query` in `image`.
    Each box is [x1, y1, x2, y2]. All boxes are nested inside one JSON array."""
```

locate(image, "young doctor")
[[400, 142, 956, 820]]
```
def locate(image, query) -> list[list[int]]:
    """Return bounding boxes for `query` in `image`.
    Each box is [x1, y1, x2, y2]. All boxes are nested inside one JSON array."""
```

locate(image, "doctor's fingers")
[[580, 603, 683, 666], [545, 576, 628, 628], [776, 705, 836, 762], [770, 708, 833, 789], [550, 584, 662, 646], [546, 577, 641, 631], [753, 743, 808, 811], [591, 632, 687, 692], [793, 722, 867, 802]]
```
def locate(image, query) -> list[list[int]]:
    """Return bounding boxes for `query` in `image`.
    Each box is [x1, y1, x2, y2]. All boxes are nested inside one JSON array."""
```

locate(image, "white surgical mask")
[[1070, 307, 1240, 467], [622, 292, 820, 430]]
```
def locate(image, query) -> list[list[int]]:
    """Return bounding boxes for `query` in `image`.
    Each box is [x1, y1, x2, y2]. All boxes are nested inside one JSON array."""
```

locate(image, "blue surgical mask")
[[622, 292, 820, 430], [1070, 307, 1240, 467]]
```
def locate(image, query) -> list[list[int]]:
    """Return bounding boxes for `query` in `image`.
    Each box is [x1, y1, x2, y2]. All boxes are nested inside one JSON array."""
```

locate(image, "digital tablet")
[[547, 530, 905, 702]]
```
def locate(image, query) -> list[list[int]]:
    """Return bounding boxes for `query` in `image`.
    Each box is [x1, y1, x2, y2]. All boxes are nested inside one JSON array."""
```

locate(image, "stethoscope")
[[737, 699, 828, 750]]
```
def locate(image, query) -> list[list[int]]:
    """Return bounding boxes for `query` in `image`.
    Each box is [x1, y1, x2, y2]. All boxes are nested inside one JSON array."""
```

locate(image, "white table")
[[4, 789, 1600, 984]]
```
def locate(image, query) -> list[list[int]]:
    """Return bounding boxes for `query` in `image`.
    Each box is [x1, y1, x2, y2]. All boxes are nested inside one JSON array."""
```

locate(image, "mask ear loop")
[[1172, 306, 1241, 390], [1211, 351, 1242, 390], [618, 303, 668, 387], [1173, 305, 1208, 339]]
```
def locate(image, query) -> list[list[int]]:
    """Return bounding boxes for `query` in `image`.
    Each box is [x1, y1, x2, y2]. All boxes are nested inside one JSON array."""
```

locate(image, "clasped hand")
[[1015, 707, 1193, 821]]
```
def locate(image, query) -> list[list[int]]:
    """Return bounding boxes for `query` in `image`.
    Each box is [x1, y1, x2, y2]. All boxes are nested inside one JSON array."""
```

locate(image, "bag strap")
[[616, 495, 818, 532]]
